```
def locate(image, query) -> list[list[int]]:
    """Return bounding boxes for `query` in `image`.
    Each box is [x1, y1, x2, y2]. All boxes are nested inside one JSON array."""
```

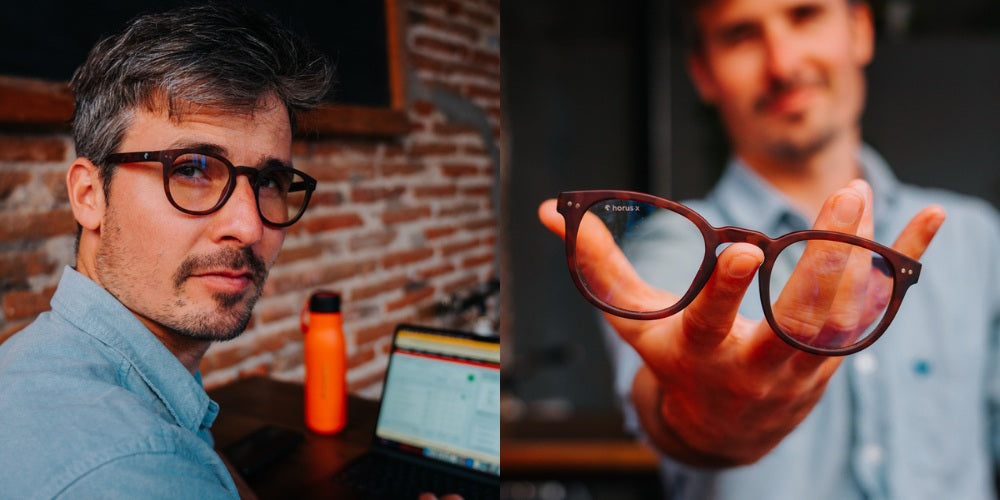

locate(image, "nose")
[[210, 175, 265, 245], [762, 27, 800, 81]]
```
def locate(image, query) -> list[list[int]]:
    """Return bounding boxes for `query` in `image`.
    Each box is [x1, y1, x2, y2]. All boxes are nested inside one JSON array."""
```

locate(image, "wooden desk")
[[209, 376, 377, 499]]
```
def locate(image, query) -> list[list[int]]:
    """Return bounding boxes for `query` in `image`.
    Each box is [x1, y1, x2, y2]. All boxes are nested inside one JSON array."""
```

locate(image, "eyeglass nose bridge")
[[713, 226, 774, 251], [211, 165, 266, 213]]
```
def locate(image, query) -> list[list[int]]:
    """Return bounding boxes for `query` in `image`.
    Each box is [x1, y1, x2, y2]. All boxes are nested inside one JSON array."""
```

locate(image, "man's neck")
[[739, 133, 863, 222], [146, 325, 212, 375]]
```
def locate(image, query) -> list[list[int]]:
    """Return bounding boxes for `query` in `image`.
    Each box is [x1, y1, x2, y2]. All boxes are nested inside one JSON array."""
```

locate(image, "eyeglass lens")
[[168, 152, 309, 225], [574, 198, 896, 352]]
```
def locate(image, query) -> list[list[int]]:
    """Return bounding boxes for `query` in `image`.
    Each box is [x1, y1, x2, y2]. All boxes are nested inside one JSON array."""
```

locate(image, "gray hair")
[[70, 3, 333, 197]]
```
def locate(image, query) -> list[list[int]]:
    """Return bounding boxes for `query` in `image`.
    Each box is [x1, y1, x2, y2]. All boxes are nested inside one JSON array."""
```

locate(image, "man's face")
[[93, 97, 291, 342], [688, 0, 873, 163]]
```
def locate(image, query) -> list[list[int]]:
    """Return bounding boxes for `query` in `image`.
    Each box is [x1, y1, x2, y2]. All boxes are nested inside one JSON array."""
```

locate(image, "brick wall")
[[0, 0, 500, 397]]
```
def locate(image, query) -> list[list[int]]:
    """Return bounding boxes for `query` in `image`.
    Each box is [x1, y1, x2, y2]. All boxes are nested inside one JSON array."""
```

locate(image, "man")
[[0, 5, 330, 497], [539, 0, 1000, 498], [0, 5, 460, 499]]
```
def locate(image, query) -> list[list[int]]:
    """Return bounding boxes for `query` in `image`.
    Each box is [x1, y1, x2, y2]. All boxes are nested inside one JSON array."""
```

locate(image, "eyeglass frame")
[[557, 190, 923, 356], [105, 149, 317, 228]]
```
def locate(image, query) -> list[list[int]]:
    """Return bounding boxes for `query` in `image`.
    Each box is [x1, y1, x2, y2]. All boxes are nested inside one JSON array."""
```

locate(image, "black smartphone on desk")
[[223, 424, 304, 480]]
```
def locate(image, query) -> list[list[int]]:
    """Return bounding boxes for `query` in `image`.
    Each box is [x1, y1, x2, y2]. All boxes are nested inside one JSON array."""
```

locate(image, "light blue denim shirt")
[[0, 267, 238, 499], [607, 146, 1000, 499]]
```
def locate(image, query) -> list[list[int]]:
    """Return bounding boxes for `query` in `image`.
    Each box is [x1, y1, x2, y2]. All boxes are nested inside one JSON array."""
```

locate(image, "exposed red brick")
[[442, 238, 479, 257], [381, 205, 431, 225], [460, 142, 488, 156], [308, 141, 380, 157], [443, 275, 481, 295], [353, 320, 399, 346], [423, 225, 457, 240], [417, 263, 456, 280], [461, 185, 492, 197], [0, 209, 76, 243], [413, 35, 470, 59], [412, 100, 436, 116], [302, 213, 364, 233], [351, 185, 406, 203], [264, 259, 378, 296], [41, 171, 69, 202], [472, 49, 501, 68], [350, 275, 409, 301], [440, 202, 481, 217], [2, 285, 55, 320], [0, 250, 57, 291], [238, 363, 270, 380], [0, 171, 30, 200], [462, 252, 495, 269], [440, 164, 480, 177], [386, 286, 435, 312], [303, 163, 376, 182], [256, 301, 297, 325], [410, 142, 459, 157], [348, 229, 398, 251], [251, 327, 300, 355], [414, 184, 458, 198], [347, 344, 377, 370], [464, 216, 496, 231], [0, 135, 67, 162], [381, 248, 434, 269], [275, 244, 323, 265], [433, 122, 478, 136], [466, 84, 501, 102], [383, 162, 425, 177], [305, 190, 345, 208]]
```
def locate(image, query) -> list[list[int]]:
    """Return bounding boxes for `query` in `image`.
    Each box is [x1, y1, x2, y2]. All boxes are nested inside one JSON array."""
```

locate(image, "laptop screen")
[[373, 324, 501, 477]]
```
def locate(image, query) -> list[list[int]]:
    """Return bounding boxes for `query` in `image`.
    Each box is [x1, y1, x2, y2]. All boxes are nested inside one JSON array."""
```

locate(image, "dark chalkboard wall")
[[0, 1, 390, 107]]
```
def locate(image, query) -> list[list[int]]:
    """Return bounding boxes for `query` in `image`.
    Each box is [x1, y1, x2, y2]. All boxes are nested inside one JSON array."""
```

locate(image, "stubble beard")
[[96, 211, 269, 343]]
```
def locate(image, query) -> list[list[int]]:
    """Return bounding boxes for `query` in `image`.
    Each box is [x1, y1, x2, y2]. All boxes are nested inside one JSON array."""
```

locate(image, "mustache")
[[173, 246, 268, 291], [753, 74, 827, 113]]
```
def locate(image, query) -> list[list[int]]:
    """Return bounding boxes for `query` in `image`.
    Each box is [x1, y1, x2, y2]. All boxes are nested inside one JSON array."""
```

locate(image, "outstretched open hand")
[[538, 180, 945, 466]]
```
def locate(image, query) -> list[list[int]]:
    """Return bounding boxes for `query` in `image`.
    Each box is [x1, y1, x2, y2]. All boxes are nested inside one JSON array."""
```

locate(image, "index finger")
[[538, 199, 677, 314]]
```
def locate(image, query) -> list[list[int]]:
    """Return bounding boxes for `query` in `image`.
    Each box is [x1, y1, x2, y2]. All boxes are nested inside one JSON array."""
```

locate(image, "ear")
[[66, 158, 105, 231], [850, 1, 875, 67], [687, 51, 719, 105]]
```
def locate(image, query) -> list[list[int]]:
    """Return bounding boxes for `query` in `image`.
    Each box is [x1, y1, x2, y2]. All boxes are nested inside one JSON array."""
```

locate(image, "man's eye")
[[790, 4, 823, 25], [717, 23, 759, 46], [173, 164, 207, 179]]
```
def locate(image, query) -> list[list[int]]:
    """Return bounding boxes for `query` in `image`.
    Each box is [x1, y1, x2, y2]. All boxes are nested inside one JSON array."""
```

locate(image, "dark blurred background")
[[501, 1, 999, 498]]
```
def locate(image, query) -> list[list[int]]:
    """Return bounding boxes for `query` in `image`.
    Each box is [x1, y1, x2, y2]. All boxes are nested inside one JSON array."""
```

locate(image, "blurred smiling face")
[[688, 0, 874, 163], [92, 96, 291, 342]]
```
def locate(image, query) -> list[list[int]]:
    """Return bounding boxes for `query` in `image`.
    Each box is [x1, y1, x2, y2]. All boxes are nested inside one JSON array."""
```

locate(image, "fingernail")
[[728, 253, 758, 279], [833, 191, 864, 225]]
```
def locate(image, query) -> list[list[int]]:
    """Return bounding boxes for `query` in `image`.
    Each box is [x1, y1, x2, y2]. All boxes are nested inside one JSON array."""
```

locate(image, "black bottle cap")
[[309, 291, 341, 313]]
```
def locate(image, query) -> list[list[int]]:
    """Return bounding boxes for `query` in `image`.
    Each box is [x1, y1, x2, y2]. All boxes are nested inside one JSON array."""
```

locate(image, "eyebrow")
[[167, 141, 293, 169]]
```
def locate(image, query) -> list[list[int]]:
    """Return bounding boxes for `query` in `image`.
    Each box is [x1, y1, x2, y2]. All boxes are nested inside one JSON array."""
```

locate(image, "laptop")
[[330, 323, 501, 499]]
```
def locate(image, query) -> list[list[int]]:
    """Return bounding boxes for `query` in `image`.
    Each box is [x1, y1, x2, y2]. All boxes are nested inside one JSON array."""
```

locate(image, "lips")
[[188, 270, 254, 294]]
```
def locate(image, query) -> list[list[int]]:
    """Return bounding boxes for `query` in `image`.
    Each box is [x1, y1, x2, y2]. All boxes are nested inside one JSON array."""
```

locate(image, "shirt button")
[[913, 359, 933, 377], [861, 443, 884, 466], [855, 353, 878, 375]]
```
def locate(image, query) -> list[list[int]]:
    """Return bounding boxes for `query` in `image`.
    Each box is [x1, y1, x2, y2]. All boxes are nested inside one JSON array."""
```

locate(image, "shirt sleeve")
[[56, 451, 238, 500]]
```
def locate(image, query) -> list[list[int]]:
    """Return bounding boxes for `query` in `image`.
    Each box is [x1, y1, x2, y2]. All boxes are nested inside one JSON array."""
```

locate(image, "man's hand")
[[538, 180, 945, 466]]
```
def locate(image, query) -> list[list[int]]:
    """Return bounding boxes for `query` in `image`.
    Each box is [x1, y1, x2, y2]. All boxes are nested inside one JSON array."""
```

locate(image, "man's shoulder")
[[0, 319, 222, 498]]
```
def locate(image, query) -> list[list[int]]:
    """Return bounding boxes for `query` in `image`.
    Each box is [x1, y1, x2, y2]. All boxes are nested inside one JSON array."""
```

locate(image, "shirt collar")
[[49, 266, 217, 433], [708, 144, 902, 236]]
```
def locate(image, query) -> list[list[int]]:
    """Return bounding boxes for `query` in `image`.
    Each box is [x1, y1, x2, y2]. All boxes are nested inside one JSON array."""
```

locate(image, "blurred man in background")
[[540, 0, 999, 498]]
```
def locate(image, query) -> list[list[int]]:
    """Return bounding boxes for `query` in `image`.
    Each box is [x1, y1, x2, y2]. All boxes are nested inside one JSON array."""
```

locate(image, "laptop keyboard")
[[332, 453, 499, 500]]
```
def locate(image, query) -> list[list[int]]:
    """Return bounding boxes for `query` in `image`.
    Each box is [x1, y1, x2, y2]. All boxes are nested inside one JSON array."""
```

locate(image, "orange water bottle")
[[300, 291, 347, 434]]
